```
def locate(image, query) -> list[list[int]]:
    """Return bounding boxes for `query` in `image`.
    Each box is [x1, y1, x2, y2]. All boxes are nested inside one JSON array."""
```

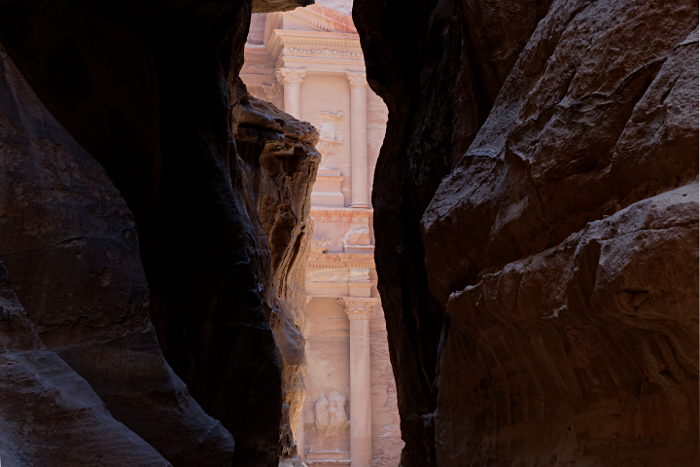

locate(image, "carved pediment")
[[285, 4, 357, 34]]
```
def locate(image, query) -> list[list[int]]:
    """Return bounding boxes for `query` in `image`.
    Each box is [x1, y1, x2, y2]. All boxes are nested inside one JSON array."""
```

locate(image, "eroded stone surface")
[[0, 42, 235, 466], [353, 0, 699, 465], [233, 80, 321, 461], [422, 10, 699, 306], [440, 183, 699, 466], [253, 0, 315, 14], [0, 0, 325, 464], [0, 260, 172, 467]]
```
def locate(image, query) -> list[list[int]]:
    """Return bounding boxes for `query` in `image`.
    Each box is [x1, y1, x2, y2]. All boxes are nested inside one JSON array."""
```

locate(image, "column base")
[[349, 202, 372, 209]]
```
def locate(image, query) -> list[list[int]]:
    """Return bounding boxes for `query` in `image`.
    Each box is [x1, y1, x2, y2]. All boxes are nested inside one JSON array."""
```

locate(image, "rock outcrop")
[[0, 0, 318, 466], [0, 42, 234, 466], [353, 0, 698, 465], [232, 81, 321, 461], [253, 0, 314, 14], [0, 259, 172, 467]]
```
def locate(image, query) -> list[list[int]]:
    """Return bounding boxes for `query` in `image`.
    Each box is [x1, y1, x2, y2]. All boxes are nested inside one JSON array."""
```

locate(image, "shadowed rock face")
[[0, 0, 318, 466], [353, 0, 698, 465], [0, 41, 235, 467], [253, 0, 313, 13], [0, 258, 172, 467]]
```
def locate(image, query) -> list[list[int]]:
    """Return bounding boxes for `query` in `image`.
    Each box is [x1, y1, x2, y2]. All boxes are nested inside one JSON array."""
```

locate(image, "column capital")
[[276, 67, 307, 85], [341, 297, 378, 320], [345, 72, 368, 88]]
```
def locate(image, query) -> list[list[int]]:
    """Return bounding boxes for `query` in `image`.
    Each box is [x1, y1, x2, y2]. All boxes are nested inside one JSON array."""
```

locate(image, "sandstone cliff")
[[232, 80, 321, 461], [0, 258, 171, 467], [0, 0, 318, 465], [353, 0, 698, 465]]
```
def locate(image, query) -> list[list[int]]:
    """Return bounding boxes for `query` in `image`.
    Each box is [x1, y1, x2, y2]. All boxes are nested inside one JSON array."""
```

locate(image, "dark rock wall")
[[0, 40, 235, 466], [0, 0, 317, 466], [354, 0, 698, 465], [0, 260, 171, 467]]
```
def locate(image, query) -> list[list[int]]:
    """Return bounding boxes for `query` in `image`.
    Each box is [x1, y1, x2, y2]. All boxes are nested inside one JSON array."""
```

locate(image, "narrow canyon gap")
[[0, 0, 697, 466]]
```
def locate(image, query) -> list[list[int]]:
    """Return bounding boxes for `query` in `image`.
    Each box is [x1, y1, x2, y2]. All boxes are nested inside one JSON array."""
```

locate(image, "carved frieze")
[[343, 216, 371, 249], [282, 47, 363, 60], [311, 237, 332, 253], [306, 268, 350, 283], [240, 63, 275, 75], [349, 268, 371, 283], [262, 84, 282, 100]]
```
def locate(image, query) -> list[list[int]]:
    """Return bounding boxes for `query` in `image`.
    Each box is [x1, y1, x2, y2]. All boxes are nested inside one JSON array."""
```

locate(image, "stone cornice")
[[284, 47, 363, 60], [244, 24, 366, 80], [272, 29, 360, 43], [311, 207, 372, 220], [269, 31, 361, 57], [241, 63, 276, 75], [268, 30, 363, 70], [307, 252, 375, 269]]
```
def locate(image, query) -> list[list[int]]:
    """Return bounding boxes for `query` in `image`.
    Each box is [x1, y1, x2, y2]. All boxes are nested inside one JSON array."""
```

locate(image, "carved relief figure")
[[314, 391, 350, 450], [310, 237, 331, 253], [342, 216, 371, 248], [316, 111, 343, 157], [349, 268, 370, 283]]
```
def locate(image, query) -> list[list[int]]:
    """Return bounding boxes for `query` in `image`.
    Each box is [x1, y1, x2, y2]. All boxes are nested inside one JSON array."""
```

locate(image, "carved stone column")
[[277, 68, 307, 119], [342, 297, 377, 467], [297, 410, 305, 461], [346, 73, 371, 208]]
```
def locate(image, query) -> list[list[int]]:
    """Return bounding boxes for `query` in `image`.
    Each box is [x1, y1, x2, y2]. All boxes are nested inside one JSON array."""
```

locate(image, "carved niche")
[[314, 391, 350, 450], [316, 111, 343, 157]]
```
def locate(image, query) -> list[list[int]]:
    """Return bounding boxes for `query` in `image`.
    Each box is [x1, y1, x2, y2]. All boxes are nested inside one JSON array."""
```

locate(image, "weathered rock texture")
[[0, 0, 318, 466], [353, 0, 699, 465], [232, 81, 321, 460], [253, 0, 314, 14], [0, 259, 171, 467], [0, 42, 234, 467]]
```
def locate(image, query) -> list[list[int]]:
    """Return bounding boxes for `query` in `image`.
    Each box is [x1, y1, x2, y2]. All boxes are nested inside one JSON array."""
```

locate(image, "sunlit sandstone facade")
[[242, 4, 402, 467]]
